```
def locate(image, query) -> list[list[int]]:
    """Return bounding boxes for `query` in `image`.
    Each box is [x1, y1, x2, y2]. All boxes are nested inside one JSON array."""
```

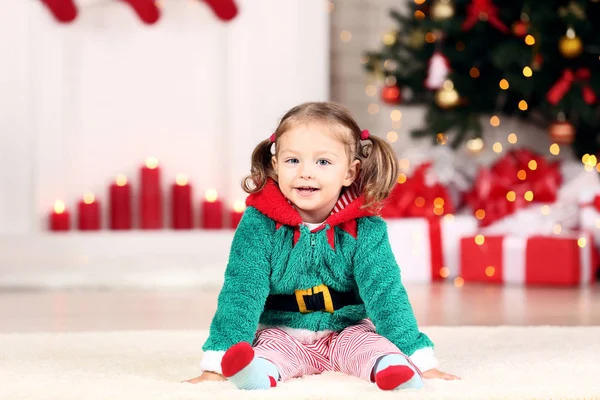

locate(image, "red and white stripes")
[[252, 319, 420, 382]]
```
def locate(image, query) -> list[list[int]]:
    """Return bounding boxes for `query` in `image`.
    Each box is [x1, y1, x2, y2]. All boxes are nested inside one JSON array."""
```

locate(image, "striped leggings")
[[252, 319, 419, 382]]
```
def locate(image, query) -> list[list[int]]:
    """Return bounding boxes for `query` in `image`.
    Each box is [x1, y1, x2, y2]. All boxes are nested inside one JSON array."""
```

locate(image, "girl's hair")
[[242, 101, 399, 211]]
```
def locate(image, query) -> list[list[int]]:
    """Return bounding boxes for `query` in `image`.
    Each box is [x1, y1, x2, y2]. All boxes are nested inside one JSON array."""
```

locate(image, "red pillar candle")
[[230, 200, 245, 229], [140, 156, 163, 229], [109, 174, 132, 230], [77, 192, 101, 230], [201, 189, 224, 229], [171, 174, 193, 229], [49, 200, 70, 231]]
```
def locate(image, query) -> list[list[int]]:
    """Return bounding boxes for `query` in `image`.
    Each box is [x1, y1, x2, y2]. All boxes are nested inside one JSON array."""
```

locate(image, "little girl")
[[185, 102, 459, 390]]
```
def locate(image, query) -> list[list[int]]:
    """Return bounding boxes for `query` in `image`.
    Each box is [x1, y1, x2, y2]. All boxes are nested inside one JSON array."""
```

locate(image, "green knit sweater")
[[202, 181, 434, 366]]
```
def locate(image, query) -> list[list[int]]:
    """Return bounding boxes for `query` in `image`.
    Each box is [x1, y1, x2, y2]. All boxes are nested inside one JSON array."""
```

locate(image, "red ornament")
[[462, 0, 509, 33], [381, 84, 402, 104], [201, 0, 238, 21], [120, 0, 161, 24], [547, 68, 597, 106], [512, 20, 529, 37], [549, 121, 575, 145]]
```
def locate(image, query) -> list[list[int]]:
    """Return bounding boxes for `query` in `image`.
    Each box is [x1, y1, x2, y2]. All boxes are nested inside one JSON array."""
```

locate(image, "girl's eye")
[[285, 158, 299, 164], [317, 159, 331, 166]]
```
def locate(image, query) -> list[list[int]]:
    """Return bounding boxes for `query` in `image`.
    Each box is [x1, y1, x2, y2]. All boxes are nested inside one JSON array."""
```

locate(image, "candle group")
[[48, 157, 246, 232]]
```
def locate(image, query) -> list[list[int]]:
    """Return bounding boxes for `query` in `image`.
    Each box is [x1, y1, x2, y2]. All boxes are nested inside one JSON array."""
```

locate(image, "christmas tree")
[[364, 0, 600, 158]]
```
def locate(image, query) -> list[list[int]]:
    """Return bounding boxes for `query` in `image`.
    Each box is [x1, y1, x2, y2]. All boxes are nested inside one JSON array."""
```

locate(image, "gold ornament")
[[559, 28, 583, 58], [431, 0, 455, 21], [435, 80, 460, 109], [549, 120, 575, 144]]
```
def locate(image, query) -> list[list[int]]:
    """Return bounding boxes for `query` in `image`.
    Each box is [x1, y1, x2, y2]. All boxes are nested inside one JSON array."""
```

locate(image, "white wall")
[[0, 0, 329, 235]]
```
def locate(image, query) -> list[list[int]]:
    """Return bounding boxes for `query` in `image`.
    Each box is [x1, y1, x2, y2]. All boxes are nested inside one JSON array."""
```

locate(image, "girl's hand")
[[182, 371, 226, 383], [422, 368, 460, 380]]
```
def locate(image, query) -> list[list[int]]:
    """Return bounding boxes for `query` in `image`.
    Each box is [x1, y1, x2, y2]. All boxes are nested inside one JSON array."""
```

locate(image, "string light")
[[439, 267, 450, 278], [485, 266, 495, 277], [528, 160, 538, 170], [397, 173, 407, 184], [553, 224, 562, 234], [475, 209, 486, 220], [506, 191, 517, 202], [340, 31, 352, 42], [525, 35, 535, 45], [490, 116, 500, 127], [434, 198, 445, 207], [517, 169, 527, 180], [470, 67, 480, 78], [549, 143, 560, 155], [391, 110, 402, 121], [518, 100, 528, 110], [414, 10, 425, 19], [368, 104, 379, 114], [523, 66, 533, 77], [387, 131, 398, 142], [499, 79, 509, 90], [444, 214, 455, 222], [382, 32, 396, 46], [467, 138, 484, 152], [508, 133, 518, 144], [414, 197, 426, 207], [454, 277, 464, 287], [437, 133, 448, 145], [541, 205, 550, 215], [578, 237, 587, 248], [524, 191, 534, 201], [493, 142, 503, 153], [475, 234, 485, 245], [365, 85, 377, 96], [425, 32, 437, 43]]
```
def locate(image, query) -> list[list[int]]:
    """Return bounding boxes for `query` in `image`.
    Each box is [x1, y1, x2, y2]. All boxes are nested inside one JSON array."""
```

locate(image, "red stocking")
[[40, 0, 78, 23], [202, 0, 238, 21], [119, 0, 161, 24]]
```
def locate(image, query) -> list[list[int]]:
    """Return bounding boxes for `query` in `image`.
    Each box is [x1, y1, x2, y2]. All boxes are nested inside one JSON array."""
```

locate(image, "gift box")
[[580, 188, 600, 247], [387, 215, 478, 283], [459, 232, 595, 285]]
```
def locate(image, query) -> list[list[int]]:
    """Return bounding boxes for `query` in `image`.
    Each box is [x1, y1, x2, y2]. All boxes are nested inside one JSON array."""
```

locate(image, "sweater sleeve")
[[200, 207, 272, 371], [353, 216, 438, 372]]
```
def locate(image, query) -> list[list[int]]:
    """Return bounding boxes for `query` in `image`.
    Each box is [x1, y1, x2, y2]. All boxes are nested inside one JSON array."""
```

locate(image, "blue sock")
[[373, 354, 423, 390], [221, 342, 279, 390]]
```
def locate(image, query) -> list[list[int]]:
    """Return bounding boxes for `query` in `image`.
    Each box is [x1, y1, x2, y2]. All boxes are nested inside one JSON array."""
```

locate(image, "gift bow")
[[381, 163, 455, 219], [462, 0, 509, 33], [546, 68, 597, 106], [465, 149, 561, 226]]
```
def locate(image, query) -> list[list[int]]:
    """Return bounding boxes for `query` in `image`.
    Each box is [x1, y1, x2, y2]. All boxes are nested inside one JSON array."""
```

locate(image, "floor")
[[1, 282, 599, 333]]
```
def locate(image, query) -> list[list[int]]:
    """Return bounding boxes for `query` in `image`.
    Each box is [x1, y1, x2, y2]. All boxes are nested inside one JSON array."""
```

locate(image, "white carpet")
[[1, 327, 599, 400]]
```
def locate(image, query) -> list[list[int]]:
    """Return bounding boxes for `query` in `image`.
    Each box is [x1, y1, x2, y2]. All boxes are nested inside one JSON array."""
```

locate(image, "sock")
[[221, 342, 279, 390], [119, 0, 160, 24], [201, 0, 238, 21], [373, 354, 423, 390], [40, 0, 78, 23]]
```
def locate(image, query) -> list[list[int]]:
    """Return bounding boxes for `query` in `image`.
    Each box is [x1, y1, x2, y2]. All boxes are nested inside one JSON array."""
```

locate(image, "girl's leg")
[[328, 320, 423, 390], [221, 327, 326, 390]]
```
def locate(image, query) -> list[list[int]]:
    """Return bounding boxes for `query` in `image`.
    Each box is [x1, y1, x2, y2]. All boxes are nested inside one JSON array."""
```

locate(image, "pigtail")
[[357, 135, 399, 211], [242, 138, 278, 193]]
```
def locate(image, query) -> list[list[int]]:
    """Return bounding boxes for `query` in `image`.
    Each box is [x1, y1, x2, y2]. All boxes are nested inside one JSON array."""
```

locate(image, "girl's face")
[[272, 122, 359, 223]]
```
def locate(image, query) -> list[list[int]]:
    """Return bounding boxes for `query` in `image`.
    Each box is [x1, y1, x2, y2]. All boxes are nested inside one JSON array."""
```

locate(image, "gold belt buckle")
[[294, 284, 335, 314]]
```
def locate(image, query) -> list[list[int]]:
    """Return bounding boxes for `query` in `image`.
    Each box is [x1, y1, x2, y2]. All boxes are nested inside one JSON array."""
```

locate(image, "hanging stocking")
[[40, 0, 78, 23], [119, 0, 161, 24], [202, 0, 238, 21], [425, 52, 450, 90]]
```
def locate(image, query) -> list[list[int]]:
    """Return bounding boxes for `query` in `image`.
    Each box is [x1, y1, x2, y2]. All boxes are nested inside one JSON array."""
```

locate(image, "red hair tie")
[[269, 133, 276, 143], [360, 129, 370, 140]]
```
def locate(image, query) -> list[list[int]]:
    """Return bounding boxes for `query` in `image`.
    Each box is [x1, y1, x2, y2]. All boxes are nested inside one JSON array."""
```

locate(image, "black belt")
[[264, 284, 361, 314]]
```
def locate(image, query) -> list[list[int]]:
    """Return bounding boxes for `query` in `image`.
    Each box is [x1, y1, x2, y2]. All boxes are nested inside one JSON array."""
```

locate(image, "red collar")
[[246, 179, 375, 249]]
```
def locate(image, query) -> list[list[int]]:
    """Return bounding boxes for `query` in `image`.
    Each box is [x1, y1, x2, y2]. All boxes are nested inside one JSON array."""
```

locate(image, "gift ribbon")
[[462, 0, 509, 33], [465, 149, 561, 226], [546, 68, 597, 106]]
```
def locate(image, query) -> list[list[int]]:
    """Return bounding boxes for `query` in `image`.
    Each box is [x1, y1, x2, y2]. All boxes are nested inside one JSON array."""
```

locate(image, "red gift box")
[[460, 233, 595, 285]]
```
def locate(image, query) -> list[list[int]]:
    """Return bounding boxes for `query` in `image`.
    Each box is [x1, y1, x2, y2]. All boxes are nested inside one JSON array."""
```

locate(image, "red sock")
[[40, 0, 78, 23], [375, 365, 415, 391], [201, 0, 238, 21], [221, 342, 254, 378], [119, 0, 160, 24]]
